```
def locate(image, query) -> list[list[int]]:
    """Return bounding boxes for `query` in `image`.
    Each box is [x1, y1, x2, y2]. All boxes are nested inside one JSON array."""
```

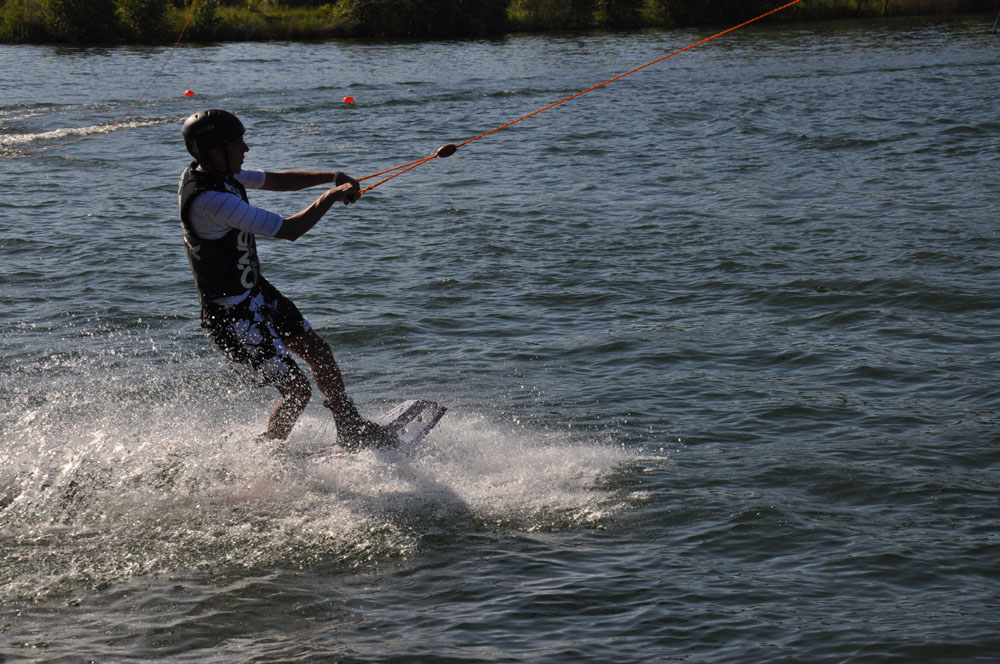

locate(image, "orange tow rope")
[[358, 0, 805, 194]]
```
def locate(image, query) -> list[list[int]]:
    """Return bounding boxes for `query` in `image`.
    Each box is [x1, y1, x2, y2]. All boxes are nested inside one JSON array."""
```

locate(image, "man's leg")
[[283, 329, 352, 412], [201, 298, 312, 442], [268, 364, 311, 440], [284, 330, 396, 450]]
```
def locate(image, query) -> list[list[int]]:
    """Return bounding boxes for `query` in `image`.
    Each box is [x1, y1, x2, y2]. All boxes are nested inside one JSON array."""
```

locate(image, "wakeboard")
[[304, 399, 446, 459], [373, 399, 447, 454]]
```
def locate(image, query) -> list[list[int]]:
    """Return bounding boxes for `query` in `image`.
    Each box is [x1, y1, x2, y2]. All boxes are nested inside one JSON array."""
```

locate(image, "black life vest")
[[177, 162, 262, 307]]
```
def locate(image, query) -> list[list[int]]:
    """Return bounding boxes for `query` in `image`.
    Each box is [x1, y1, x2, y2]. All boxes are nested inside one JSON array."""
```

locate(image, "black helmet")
[[181, 109, 245, 161]]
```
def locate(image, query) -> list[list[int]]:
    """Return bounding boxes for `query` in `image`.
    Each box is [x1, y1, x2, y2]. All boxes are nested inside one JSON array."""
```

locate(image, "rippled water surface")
[[1, 13, 999, 663]]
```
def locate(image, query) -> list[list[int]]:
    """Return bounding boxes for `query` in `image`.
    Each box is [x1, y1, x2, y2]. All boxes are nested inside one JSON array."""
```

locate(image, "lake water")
[[1, 12, 999, 663]]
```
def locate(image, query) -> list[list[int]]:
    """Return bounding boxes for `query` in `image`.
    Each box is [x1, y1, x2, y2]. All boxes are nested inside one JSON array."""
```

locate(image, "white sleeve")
[[187, 189, 284, 239], [236, 168, 267, 190]]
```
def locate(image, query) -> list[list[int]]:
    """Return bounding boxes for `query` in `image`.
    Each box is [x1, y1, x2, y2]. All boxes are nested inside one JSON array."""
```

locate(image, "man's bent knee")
[[285, 330, 336, 365]]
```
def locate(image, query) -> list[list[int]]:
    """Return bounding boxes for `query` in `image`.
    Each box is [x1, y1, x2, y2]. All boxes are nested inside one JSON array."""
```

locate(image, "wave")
[[0, 117, 164, 153], [0, 354, 635, 601]]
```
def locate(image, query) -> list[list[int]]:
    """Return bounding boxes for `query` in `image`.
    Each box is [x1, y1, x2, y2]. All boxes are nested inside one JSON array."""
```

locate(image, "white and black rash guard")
[[186, 168, 284, 240]]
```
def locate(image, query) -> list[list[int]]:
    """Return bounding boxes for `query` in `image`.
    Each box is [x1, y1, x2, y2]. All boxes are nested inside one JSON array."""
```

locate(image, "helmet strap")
[[200, 144, 233, 176]]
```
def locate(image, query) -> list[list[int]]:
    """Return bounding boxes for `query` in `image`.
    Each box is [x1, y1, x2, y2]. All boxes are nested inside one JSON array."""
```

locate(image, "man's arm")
[[274, 181, 360, 242], [262, 170, 354, 192]]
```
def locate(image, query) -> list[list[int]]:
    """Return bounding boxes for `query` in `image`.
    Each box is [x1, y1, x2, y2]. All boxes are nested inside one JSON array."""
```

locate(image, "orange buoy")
[[343, 96, 355, 104], [184, 89, 195, 97]]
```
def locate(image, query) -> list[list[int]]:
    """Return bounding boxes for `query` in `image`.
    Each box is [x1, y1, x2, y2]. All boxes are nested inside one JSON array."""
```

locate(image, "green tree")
[[334, 0, 508, 37], [507, 0, 597, 30], [186, 0, 219, 39], [639, 0, 672, 25], [593, 0, 647, 28], [0, 0, 50, 42], [116, 0, 169, 40], [44, 0, 119, 41], [666, 0, 785, 25]]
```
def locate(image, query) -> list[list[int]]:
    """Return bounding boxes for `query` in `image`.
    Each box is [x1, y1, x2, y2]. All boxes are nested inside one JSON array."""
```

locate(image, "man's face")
[[206, 136, 248, 174], [226, 137, 248, 173]]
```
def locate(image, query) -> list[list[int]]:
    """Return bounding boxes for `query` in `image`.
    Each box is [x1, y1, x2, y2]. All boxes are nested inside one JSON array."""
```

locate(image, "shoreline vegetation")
[[0, 0, 995, 44]]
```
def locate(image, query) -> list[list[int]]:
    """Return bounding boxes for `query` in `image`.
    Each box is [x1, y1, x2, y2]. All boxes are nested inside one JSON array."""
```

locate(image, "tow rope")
[[357, 0, 806, 194], [4, 0, 804, 163]]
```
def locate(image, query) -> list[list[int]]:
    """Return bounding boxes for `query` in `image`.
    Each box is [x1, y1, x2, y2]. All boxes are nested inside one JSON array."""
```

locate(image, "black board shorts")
[[201, 279, 311, 387]]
